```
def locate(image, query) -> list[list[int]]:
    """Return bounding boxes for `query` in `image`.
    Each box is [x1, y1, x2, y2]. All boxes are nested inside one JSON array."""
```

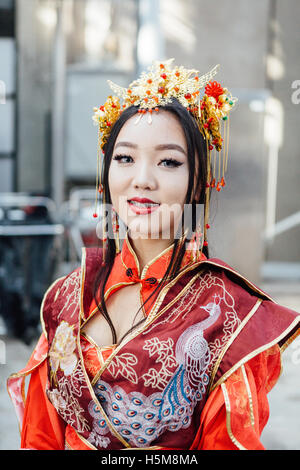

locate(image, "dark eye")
[[112, 154, 133, 164], [159, 158, 183, 168]]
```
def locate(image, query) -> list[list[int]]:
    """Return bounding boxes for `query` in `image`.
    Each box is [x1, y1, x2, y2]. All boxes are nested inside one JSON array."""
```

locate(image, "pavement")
[[0, 282, 299, 450]]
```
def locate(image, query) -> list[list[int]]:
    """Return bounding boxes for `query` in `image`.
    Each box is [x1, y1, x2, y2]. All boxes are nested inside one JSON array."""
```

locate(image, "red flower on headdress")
[[205, 81, 224, 100]]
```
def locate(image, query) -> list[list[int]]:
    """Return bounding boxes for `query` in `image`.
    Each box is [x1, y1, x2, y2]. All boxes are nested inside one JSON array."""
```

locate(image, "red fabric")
[[19, 337, 281, 449], [9, 234, 293, 449], [88, 234, 205, 319], [191, 345, 282, 450], [20, 360, 66, 450]]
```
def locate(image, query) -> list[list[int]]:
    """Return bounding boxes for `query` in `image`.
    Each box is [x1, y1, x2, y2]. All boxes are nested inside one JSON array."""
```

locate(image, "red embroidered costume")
[[7, 233, 300, 450]]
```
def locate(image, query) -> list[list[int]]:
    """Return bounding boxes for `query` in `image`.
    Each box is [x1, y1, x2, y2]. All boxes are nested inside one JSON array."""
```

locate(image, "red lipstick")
[[127, 197, 160, 215]]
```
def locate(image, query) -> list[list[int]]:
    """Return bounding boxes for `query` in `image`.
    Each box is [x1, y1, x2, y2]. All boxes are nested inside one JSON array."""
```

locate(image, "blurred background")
[[0, 0, 299, 450]]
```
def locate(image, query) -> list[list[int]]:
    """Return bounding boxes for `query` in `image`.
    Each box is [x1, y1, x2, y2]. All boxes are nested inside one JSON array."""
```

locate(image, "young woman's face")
[[108, 110, 190, 240]]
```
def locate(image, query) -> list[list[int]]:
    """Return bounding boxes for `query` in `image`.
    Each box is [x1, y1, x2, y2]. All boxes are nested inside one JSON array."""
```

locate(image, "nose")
[[132, 161, 157, 190]]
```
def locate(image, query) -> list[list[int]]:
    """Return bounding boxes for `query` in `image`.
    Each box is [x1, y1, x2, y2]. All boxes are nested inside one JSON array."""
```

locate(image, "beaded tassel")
[[93, 127, 102, 219], [93, 128, 107, 266], [112, 207, 120, 254]]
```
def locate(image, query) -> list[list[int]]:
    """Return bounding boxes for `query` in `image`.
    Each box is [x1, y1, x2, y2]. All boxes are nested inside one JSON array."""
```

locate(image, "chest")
[[82, 283, 145, 348]]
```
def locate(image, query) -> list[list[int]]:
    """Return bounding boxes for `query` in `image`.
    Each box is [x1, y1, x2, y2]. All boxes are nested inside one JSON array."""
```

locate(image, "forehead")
[[114, 109, 187, 150]]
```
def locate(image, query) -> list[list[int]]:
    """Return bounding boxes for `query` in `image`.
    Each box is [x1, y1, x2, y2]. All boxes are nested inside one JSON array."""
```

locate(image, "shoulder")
[[198, 257, 273, 301], [201, 257, 300, 334], [40, 246, 103, 339], [40, 268, 82, 340], [200, 258, 300, 390]]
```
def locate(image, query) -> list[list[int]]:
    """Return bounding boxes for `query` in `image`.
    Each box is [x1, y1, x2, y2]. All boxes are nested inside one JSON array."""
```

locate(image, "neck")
[[127, 234, 175, 274]]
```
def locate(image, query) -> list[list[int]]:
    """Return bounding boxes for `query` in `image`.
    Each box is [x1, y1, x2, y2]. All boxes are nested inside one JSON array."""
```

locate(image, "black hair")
[[92, 98, 209, 345]]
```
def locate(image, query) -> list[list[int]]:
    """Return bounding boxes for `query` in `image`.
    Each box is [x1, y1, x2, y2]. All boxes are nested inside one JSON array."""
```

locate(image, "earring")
[[92, 128, 107, 265], [112, 207, 120, 254], [194, 219, 203, 262]]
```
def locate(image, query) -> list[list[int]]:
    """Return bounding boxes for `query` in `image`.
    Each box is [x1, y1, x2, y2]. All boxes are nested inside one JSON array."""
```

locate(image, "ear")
[[192, 167, 203, 203], [190, 151, 202, 203], [193, 183, 203, 203]]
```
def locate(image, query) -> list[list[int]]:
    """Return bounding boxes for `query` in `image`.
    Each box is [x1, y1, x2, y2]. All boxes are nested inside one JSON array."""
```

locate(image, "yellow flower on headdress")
[[92, 95, 121, 150]]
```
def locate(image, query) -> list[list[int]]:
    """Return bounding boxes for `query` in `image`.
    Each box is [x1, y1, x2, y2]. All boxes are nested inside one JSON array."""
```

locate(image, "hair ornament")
[[92, 59, 237, 260]]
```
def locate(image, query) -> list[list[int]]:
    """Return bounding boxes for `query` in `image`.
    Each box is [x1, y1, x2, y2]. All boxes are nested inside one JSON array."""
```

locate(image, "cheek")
[[108, 167, 131, 223], [163, 168, 189, 205], [108, 167, 125, 205]]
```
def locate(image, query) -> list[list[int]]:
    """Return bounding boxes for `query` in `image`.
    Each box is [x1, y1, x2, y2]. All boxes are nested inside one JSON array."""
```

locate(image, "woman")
[[8, 60, 300, 450]]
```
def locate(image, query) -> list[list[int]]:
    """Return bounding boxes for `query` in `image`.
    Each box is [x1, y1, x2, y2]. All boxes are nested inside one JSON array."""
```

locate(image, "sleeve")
[[191, 344, 282, 450], [7, 333, 66, 450], [20, 358, 66, 450]]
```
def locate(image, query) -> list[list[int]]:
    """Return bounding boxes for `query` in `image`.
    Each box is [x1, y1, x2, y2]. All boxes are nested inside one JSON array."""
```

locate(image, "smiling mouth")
[[127, 200, 160, 214], [128, 200, 160, 208]]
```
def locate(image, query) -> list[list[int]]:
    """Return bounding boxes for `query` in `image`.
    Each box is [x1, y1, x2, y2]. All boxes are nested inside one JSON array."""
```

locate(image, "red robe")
[[7, 234, 300, 449]]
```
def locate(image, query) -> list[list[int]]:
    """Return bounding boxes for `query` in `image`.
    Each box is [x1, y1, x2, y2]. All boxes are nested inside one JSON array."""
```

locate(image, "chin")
[[128, 223, 177, 241]]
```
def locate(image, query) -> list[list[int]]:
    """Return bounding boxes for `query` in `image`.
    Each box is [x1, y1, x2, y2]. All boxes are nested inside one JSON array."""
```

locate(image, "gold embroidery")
[[203, 260, 274, 302], [47, 363, 90, 433], [55, 271, 82, 322]]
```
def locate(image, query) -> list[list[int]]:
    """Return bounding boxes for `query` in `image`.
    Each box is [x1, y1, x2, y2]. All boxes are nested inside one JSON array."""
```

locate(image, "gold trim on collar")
[[124, 229, 188, 280], [140, 241, 175, 281], [124, 231, 141, 277], [280, 325, 300, 353]]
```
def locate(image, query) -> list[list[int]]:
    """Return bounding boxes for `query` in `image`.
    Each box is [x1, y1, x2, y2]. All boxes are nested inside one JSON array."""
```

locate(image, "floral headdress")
[[92, 59, 237, 261]]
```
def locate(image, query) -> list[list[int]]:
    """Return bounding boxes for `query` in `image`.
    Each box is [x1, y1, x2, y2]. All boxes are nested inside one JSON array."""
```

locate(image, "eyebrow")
[[114, 141, 186, 155]]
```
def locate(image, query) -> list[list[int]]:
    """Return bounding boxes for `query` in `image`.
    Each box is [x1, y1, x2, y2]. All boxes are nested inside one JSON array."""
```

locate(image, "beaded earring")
[[112, 207, 120, 254], [92, 127, 108, 266]]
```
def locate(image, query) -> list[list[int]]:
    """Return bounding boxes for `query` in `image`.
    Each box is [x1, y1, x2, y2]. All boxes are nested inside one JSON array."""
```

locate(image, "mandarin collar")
[[106, 231, 206, 293]]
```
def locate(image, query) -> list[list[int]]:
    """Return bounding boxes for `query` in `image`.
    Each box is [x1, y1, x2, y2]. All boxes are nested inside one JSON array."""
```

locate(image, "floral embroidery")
[[106, 353, 139, 384], [57, 271, 81, 321], [47, 362, 90, 433], [49, 321, 78, 385], [141, 338, 177, 390], [47, 388, 68, 411]]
